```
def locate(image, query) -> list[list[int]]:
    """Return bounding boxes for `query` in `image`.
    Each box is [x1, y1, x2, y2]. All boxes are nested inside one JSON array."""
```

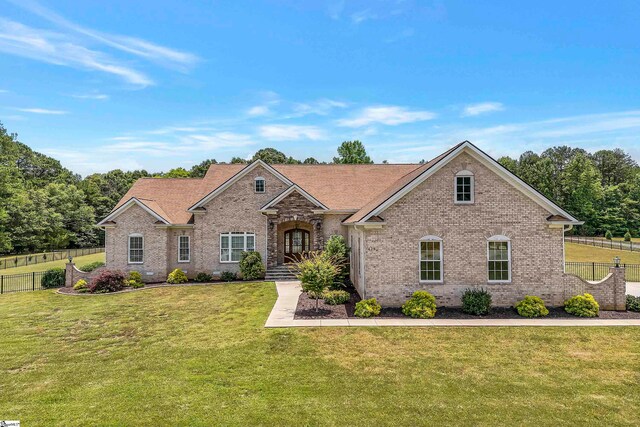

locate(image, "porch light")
[[614, 256, 620, 267]]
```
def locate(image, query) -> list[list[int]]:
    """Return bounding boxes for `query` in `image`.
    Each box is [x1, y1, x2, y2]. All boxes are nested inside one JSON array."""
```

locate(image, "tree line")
[[1, 122, 638, 255]]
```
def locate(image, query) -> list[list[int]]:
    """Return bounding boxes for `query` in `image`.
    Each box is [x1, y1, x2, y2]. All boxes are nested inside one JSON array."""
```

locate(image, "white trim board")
[[189, 160, 293, 211], [356, 141, 581, 225], [97, 197, 170, 226]]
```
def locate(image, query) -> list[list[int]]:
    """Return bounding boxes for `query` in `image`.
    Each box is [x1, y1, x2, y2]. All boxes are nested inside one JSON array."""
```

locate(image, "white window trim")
[[487, 235, 511, 283], [178, 235, 190, 263], [220, 232, 256, 263], [254, 177, 265, 193], [454, 170, 474, 204], [128, 233, 144, 265], [419, 235, 444, 283]]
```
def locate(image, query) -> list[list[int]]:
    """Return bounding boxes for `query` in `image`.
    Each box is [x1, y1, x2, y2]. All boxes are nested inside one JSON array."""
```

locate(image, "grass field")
[[565, 242, 640, 264], [0, 253, 105, 275], [1, 282, 640, 426]]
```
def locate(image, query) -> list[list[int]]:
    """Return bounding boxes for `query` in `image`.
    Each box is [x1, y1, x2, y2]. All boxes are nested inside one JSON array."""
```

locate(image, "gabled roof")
[[343, 141, 581, 225], [260, 185, 328, 211], [188, 160, 293, 211], [98, 197, 171, 226]]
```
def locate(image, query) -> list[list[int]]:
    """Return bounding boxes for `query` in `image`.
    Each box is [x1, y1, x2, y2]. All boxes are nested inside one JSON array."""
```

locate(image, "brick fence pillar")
[[611, 267, 626, 311], [65, 262, 75, 287]]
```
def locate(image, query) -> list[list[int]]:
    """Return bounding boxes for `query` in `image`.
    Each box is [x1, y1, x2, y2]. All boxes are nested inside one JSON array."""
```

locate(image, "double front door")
[[284, 229, 310, 262]]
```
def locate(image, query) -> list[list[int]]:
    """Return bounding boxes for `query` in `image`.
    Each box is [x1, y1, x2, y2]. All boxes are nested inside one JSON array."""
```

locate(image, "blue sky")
[[0, 0, 639, 175]]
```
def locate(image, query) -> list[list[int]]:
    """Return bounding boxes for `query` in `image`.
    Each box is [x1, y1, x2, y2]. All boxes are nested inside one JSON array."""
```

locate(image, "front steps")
[[265, 264, 297, 281]]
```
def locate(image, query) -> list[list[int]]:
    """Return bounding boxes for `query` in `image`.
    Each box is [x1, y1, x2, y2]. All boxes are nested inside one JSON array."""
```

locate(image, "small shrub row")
[[322, 290, 350, 305], [79, 261, 105, 272], [354, 298, 381, 318]]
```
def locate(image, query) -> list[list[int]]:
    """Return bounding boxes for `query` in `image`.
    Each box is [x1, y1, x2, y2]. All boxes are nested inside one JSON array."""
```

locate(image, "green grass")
[[0, 252, 105, 275], [565, 242, 640, 264], [1, 283, 640, 426]]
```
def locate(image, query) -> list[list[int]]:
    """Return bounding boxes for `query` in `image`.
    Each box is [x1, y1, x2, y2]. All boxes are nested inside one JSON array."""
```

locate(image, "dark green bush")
[[221, 271, 236, 282], [626, 295, 640, 312], [402, 291, 437, 318], [624, 231, 632, 242], [354, 298, 381, 318], [41, 268, 65, 289], [564, 293, 599, 317], [89, 270, 126, 293], [461, 288, 492, 315], [322, 290, 350, 305], [239, 251, 266, 280], [514, 295, 549, 318], [195, 272, 213, 282], [79, 261, 105, 272], [605, 230, 613, 240]]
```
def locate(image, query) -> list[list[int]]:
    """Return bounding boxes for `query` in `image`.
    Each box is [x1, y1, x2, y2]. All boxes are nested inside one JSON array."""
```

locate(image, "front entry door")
[[284, 229, 310, 262]]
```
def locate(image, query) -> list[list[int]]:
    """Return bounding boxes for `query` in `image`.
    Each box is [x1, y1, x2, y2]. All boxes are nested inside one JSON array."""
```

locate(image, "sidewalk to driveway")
[[265, 281, 640, 328]]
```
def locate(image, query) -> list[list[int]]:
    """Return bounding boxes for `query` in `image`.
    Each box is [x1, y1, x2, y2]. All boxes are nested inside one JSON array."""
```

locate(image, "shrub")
[[626, 295, 640, 312], [324, 235, 350, 288], [461, 288, 492, 315], [294, 252, 340, 311], [605, 230, 613, 240], [89, 270, 126, 293], [41, 268, 65, 289], [564, 293, 599, 317], [73, 279, 88, 293], [514, 295, 549, 318], [354, 298, 381, 318], [79, 261, 105, 272], [167, 268, 188, 284], [624, 231, 632, 242], [221, 271, 236, 282], [195, 272, 213, 283], [128, 271, 143, 284], [322, 290, 350, 305], [127, 279, 144, 289], [239, 251, 266, 280], [402, 291, 437, 319]]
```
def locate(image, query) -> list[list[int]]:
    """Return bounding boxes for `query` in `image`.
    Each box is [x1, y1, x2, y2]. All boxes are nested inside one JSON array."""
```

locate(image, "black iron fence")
[[565, 262, 640, 282], [0, 247, 104, 271], [566, 236, 636, 252], [0, 271, 51, 294]]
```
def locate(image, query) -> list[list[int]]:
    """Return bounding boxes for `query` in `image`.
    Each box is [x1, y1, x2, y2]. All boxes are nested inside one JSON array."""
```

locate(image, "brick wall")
[[104, 203, 169, 282], [362, 151, 572, 307]]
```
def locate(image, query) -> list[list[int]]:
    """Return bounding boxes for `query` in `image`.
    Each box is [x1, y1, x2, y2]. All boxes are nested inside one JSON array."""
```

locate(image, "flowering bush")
[[89, 270, 127, 293]]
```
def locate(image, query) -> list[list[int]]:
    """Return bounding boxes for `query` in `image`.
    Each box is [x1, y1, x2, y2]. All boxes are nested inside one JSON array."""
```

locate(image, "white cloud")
[[70, 93, 109, 100], [10, 0, 198, 70], [0, 19, 153, 86], [337, 105, 436, 127], [351, 9, 377, 24], [15, 107, 68, 115], [259, 125, 325, 140], [462, 102, 504, 117], [247, 105, 270, 116], [291, 99, 347, 117]]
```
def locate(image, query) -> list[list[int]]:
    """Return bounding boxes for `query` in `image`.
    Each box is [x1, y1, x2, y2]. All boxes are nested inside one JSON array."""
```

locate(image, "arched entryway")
[[284, 228, 310, 262]]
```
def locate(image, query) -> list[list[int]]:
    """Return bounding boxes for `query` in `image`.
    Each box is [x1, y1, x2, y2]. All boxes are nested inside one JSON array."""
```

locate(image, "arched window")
[[254, 177, 265, 193], [487, 235, 511, 283], [128, 233, 144, 264], [419, 235, 443, 282], [454, 170, 474, 204]]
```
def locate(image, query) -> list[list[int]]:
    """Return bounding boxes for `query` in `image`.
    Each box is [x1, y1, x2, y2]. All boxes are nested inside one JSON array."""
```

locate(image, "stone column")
[[65, 262, 75, 287], [611, 266, 626, 311]]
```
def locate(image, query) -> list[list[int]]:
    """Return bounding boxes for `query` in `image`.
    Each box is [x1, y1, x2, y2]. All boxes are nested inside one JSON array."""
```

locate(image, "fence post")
[[32, 272, 35, 291], [592, 262, 595, 281], [1, 275, 3, 294]]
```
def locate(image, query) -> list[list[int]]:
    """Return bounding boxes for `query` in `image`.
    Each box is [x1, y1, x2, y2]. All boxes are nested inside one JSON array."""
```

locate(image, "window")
[[255, 177, 265, 193], [128, 234, 143, 264], [488, 236, 511, 282], [178, 235, 190, 263], [419, 236, 443, 282], [455, 170, 474, 204], [220, 232, 255, 262]]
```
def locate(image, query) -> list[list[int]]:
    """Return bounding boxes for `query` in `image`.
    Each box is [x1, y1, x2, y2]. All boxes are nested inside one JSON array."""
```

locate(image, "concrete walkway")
[[265, 281, 640, 327]]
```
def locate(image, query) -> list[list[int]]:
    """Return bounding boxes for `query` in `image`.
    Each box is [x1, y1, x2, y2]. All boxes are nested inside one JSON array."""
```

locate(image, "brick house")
[[97, 140, 618, 308]]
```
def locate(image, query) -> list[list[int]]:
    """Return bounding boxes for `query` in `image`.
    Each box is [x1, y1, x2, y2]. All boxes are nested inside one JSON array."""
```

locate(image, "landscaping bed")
[[294, 288, 640, 320]]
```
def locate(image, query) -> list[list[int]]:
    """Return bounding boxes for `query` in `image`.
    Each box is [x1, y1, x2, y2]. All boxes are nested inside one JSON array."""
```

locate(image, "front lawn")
[[1, 283, 640, 426]]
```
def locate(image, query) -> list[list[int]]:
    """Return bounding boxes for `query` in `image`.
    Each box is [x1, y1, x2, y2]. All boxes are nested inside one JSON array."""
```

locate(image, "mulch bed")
[[294, 288, 640, 320]]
